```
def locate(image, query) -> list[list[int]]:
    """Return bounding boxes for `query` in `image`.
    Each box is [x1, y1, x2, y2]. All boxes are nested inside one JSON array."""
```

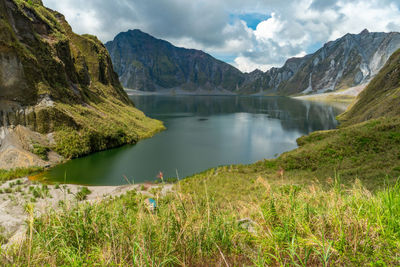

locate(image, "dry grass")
[[1, 174, 399, 266]]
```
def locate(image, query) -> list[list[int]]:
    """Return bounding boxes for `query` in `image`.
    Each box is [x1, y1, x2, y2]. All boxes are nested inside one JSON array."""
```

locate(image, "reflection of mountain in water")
[[131, 96, 345, 135]]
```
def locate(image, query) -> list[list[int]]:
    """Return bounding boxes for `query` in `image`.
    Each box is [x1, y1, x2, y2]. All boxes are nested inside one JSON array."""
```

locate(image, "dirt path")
[[0, 178, 173, 250]]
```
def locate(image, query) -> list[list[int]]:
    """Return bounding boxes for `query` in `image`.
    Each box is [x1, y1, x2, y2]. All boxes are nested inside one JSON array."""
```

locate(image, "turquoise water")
[[46, 95, 346, 185]]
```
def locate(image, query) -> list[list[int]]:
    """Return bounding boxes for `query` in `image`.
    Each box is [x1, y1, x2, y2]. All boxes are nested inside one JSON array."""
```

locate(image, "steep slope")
[[0, 0, 163, 169], [107, 29, 400, 95], [105, 30, 245, 93], [243, 29, 400, 95], [339, 48, 400, 126]]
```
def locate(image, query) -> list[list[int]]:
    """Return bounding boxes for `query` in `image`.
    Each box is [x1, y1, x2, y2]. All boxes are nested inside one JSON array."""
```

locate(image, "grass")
[[75, 187, 92, 201], [0, 115, 399, 265], [0, 167, 44, 183], [31, 144, 50, 161], [53, 95, 164, 159], [274, 116, 400, 189], [29, 184, 50, 199], [2, 176, 399, 266]]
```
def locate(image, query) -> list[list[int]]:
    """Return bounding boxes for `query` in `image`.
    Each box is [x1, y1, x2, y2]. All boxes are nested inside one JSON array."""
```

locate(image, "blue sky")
[[230, 13, 270, 30], [43, 0, 400, 72]]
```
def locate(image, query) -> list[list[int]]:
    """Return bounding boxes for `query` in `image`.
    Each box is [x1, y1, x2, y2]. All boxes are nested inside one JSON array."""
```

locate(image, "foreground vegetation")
[[1, 116, 399, 266], [2, 174, 399, 266]]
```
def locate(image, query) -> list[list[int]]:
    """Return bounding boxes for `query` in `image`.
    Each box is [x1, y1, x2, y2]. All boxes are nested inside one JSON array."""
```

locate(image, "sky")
[[42, 0, 400, 73]]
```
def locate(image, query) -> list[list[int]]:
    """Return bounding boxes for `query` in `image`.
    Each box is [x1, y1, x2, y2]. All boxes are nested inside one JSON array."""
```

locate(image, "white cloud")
[[329, 1, 400, 40], [234, 56, 275, 72], [232, 0, 400, 71], [254, 13, 283, 41], [42, 0, 400, 72]]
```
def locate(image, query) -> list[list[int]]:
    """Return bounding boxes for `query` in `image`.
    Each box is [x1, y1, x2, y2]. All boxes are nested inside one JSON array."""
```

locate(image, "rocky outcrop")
[[0, 125, 62, 169], [107, 29, 400, 95], [251, 29, 400, 95], [0, 0, 163, 169], [339, 48, 400, 126]]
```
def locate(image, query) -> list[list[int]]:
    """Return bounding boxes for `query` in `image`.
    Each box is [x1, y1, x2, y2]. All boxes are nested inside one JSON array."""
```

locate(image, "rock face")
[[0, 0, 163, 169], [105, 29, 245, 93], [245, 29, 400, 95], [339, 48, 400, 126], [107, 29, 400, 95]]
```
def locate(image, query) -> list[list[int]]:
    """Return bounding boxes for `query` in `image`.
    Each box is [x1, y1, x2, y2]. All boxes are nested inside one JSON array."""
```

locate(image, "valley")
[[0, 0, 399, 266]]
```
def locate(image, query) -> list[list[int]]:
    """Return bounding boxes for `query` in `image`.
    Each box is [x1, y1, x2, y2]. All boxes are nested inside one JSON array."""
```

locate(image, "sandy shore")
[[0, 178, 173, 250], [294, 84, 366, 102]]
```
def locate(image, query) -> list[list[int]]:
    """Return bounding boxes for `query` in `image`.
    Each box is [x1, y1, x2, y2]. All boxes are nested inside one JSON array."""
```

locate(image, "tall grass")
[[2, 177, 399, 266]]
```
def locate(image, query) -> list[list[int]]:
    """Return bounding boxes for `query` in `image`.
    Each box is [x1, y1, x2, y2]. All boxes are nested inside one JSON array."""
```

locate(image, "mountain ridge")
[[105, 29, 245, 93], [106, 29, 400, 95]]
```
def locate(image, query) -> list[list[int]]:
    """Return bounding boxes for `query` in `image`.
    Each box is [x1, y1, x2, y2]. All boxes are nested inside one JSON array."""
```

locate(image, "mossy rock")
[[0, 0, 164, 161]]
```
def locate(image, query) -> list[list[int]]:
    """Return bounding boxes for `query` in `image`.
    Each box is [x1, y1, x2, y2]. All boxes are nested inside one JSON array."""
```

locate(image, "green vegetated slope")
[[339, 48, 400, 126], [5, 76, 400, 264], [0, 0, 163, 161]]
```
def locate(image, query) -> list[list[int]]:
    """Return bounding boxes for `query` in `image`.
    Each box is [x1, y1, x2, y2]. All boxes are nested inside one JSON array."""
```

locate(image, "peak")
[[113, 29, 154, 41], [250, 69, 263, 74], [360, 29, 369, 35], [125, 29, 154, 38], [128, 29, 144, 34]]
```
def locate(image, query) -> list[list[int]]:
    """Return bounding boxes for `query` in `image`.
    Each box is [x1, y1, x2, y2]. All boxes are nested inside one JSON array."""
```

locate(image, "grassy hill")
[[0, 0, 163, 171]]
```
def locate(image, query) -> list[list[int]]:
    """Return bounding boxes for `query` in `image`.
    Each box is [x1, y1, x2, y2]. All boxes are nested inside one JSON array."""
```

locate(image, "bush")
[[75, 187, 92, 201], [32, 144, 50, 161]]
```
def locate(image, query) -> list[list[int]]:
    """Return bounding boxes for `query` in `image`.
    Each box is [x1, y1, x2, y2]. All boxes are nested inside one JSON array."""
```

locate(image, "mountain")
[[339, 48, 400, 126], [105, 30, 245, 93], [106, 29, 400, 95], [0, 0, 163, 169], [244, 29, 400, 95]]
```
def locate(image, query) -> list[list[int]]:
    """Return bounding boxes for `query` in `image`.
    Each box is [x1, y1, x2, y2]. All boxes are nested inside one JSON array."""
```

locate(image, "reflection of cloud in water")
[[47, 96, 344, 186], [132, 95, 345, 134], [231, 113, 301, 160]]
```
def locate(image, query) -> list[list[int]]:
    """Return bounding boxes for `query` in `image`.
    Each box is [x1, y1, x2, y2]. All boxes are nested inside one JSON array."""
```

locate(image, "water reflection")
[[132, 95, 342, 134], [46, 96, 346, 185]]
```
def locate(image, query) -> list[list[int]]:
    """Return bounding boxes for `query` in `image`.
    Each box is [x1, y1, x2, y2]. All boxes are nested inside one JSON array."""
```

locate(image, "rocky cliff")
[[0, 0, 163, 169], [245, 29, 400, 95], [107, 29, 400, 95], [339, 48, 400, 126], [105, 29, 245, 93]]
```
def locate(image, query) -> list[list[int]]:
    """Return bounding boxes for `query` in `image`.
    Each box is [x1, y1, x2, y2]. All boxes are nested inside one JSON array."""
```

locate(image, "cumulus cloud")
[[42, 0, 400, 72]]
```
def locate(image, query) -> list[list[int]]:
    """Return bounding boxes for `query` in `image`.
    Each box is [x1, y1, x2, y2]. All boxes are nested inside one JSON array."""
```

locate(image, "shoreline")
[[126, 85, 366, 100], [293, 84, 366, 103], [0, 120, 165, 179]]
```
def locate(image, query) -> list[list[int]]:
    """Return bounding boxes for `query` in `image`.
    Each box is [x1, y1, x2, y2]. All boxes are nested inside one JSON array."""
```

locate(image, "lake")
[[45, 95, 346, 185]]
